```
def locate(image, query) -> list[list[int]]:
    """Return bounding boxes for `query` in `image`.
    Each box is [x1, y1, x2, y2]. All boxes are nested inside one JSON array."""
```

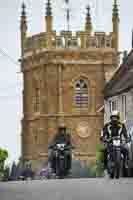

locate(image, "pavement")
[[0, 178, 133, 200]]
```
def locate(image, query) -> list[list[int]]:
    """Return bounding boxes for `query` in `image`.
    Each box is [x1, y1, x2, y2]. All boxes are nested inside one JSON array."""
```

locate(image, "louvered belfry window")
[[75, 79, 88, 108]]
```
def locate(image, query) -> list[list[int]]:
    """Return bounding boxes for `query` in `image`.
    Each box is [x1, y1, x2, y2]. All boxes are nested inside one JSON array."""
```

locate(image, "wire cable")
[[0, 47, 20, 67]]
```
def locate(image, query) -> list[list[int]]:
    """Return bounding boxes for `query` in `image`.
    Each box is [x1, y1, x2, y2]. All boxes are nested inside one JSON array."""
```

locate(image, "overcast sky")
[[0, 0, 133, 164]]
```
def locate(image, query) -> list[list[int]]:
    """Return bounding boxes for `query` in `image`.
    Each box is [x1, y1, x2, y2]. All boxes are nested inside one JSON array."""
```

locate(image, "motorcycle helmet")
[[110, 110, 120, 121], [58, 123, 66, 133]]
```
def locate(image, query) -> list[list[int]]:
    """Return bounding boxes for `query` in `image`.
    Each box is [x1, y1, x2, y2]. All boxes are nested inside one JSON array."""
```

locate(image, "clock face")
[[76, 122, 91, 138]]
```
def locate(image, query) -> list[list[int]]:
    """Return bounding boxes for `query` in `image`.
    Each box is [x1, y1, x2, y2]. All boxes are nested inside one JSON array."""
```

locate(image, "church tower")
[[20, 0, 119, 170]]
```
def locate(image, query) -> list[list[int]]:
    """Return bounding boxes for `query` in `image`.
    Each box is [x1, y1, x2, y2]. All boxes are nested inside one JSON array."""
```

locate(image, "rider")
[[100, 110, 129, 170], [49, 124, 72, 172]]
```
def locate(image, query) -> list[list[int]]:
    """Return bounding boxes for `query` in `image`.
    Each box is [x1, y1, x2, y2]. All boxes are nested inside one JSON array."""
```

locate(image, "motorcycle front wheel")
[[114, 150, 121, 179]]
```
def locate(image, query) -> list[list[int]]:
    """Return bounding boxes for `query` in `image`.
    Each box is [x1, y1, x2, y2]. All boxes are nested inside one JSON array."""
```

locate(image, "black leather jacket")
[[49, 132, 71, 149], [101, 121, 128, 141]]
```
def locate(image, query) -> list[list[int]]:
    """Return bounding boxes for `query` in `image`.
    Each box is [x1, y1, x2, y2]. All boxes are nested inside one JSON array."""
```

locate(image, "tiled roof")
[[104, 49, 133, 98]]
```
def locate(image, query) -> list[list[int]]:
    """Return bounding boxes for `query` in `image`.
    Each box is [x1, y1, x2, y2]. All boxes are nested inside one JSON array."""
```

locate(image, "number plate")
[[60, 155, 64, 159], [113, 140, 120, 146]]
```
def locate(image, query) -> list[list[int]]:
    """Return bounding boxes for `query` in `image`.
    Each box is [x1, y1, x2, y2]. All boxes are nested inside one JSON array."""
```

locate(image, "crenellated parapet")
[[24, 31, 113, 54], [24, 32, 47, 52], [21, 0, 119, 56]]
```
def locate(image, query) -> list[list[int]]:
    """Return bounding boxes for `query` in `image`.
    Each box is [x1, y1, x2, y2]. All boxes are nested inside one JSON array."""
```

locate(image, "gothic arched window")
[[74, 79, 88, 108]]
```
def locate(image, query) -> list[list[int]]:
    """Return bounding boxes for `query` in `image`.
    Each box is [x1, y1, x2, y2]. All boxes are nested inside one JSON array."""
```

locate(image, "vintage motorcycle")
[[19, 168, 34, 181], [52, 143, 72, 179]]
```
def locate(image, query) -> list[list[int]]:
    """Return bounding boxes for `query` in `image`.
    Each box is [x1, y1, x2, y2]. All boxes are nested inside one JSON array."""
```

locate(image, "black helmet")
[[58, 123, 66, 130]]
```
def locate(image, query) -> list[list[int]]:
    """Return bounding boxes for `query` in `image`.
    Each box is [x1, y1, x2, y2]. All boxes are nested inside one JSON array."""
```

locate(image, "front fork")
[[107, 147, 121, 172]]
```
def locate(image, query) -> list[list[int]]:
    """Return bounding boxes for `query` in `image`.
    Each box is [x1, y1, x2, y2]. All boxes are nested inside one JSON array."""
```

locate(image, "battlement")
[[24, 31, 113, 53]]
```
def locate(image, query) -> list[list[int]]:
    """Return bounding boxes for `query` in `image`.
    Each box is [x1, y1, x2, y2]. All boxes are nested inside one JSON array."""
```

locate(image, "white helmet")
[[110, 110, 120, 119]]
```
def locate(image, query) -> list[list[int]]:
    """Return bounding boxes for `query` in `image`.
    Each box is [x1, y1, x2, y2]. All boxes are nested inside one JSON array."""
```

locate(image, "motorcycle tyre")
[[115, 150, 121, 179]]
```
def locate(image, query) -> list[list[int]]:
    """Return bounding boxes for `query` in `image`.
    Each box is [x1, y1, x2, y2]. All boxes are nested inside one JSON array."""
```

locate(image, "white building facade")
[[104, 49, 133, 130], [105, 90, 133, 129]]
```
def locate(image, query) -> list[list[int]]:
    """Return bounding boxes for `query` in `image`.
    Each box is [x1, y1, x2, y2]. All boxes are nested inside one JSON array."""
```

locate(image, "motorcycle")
[[18, 175, 33, 181], [106, 136, 128, 179], [39, 167, 52, 180], [52, 143, 72, 179], [19, 168, 34, 181]]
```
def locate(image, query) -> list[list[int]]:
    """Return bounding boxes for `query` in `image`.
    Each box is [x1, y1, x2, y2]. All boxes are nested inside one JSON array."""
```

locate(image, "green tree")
[[10, 162, 17, 181], [3, 166, 10, 181], [0, 148, 8, 180], [96, 143, 105, 177]]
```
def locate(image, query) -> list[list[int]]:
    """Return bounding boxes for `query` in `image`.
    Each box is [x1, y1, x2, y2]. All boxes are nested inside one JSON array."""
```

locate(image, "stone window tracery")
[[74, 79, 88, 109]]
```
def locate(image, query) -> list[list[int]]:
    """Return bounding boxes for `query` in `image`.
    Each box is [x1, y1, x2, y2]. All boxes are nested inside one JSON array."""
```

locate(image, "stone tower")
[[20, 0, 119, 170]]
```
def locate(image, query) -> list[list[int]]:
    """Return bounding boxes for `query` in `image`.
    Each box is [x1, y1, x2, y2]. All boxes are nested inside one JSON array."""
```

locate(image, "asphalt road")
[[0, 178, 133, 200]]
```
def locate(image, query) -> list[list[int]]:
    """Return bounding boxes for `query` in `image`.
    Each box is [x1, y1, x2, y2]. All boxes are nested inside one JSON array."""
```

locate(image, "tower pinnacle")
[[85, 5, 92, 33], [45, 0, 53, 32], [20, 2, 27, 31], [112, 0, 119, 52], [21, 2, 26, 17], [46, 0, 52, 16], [20, 1, 27, 58], [113, 0, 119, 17]]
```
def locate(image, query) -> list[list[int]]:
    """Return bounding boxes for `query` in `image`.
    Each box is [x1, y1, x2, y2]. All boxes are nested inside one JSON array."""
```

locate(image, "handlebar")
[[102, 137, 130, 144], [49, 144, 74, 149], [52, 145, 74, 151]]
